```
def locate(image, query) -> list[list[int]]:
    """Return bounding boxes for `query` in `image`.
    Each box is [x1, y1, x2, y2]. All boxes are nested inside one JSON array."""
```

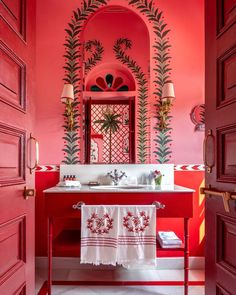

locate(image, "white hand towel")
[[80, 205, 118, 266], [117, 205, 156, 269]]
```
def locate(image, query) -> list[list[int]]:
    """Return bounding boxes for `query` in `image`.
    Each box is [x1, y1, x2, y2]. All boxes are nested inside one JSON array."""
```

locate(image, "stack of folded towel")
[[157, 231, 182, 248]]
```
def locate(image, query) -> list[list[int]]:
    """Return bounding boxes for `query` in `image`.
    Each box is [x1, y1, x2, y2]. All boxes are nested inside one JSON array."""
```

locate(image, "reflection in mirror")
[[84, 97, 135, 164]]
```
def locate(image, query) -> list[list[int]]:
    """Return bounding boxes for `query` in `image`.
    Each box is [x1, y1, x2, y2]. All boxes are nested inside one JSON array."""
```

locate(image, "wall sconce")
[[61, 84, 75, 131], [159, 82, 175, 130]]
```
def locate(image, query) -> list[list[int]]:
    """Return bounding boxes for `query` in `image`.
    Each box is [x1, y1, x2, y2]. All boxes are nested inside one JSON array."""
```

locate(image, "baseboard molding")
[[36, 256, 205, 270]]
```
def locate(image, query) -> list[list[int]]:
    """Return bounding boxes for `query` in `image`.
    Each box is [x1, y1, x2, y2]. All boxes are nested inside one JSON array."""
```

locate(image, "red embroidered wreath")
[[123, 211, 150, 233], [87, 212, 113, 235]]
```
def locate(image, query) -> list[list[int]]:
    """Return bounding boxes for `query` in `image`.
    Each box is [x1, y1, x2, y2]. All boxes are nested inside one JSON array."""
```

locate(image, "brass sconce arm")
[[159, 98, 173, 130], [64, 98, 75, 131], [61, 84, 75, 132], [159, 82, 175, 131]]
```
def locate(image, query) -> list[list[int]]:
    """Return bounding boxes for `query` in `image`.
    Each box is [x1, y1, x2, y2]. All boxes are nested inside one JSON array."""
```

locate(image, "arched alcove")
[[82, 5, 150, 77], [62, 0, 173, 165], [81, 5, 149, 164]]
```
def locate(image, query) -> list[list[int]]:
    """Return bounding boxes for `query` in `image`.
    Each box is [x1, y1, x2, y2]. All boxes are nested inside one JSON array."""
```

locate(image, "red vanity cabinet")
[[45, 191, 193, 218], [44, 187, 194, 295]]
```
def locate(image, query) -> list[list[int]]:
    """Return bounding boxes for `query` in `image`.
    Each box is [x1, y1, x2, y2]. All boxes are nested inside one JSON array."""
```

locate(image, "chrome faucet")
[[107, 169, 127, 185]]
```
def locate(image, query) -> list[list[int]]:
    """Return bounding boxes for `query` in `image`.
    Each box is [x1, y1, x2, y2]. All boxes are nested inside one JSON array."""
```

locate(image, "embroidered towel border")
[[80, 205, 156, 267], [80, 205, 118, 265]]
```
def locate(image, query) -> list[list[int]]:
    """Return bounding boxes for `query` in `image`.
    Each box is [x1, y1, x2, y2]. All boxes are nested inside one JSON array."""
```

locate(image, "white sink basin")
[[90, 185, 146, 190]]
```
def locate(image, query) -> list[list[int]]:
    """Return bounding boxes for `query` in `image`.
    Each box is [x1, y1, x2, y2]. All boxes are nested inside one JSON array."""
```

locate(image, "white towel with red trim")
[[80, 205, 118, 265], [80, 205, 156, 268], [117, 205, 156, 269]]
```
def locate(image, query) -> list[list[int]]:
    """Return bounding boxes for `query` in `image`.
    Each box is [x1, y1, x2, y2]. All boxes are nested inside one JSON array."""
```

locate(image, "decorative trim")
[[38, 279, 204, 293], [36, 256, 205, 270], [174, 165, 205, 171], [36, 165, 60, 172], [84, 40, 104, 76], [129, 0, 173, 163], [35, 164, 204, 172], [113, 38, 149, 163]]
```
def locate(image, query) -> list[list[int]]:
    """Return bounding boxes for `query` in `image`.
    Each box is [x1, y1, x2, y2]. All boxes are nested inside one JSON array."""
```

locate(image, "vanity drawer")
[[44, 192, 193, 218]]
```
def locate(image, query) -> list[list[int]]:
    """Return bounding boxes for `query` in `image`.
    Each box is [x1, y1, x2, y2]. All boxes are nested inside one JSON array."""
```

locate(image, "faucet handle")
[[121, 171, 127, 178]]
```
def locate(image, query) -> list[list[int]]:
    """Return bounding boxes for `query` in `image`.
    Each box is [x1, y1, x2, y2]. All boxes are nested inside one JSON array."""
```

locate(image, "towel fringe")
[[80, 259, 117, 266]]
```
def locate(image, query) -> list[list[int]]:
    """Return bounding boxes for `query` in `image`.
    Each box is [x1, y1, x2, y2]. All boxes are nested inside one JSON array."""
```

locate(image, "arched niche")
[[82, 5, 150, 78], [81, 5, 149, 164], [62, 0, 172, 165]]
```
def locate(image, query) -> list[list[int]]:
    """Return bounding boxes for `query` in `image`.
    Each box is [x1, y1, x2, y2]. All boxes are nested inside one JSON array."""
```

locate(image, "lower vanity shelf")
[[44, 185, 194, 295], [53, 229, 185, 257]]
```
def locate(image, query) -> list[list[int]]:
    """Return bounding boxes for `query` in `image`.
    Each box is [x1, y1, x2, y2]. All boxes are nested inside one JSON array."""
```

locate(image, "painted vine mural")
[[62, 0, 107, 164], [84, 39, 104, 76], [62, 0, 173, 164], [129, 0, 172, 163], [113, 38, 149, 163]]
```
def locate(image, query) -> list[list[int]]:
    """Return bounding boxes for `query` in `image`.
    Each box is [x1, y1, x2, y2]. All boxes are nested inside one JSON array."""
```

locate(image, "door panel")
[[216, 284, 231, 295], [0, 216, 26, 283], [217, 46, 236, 107], [0, 41, 26, 111], [0, 0, 35, 294], [217, 214, 236, 275], [205, 0, 236, 294], [217, 0, 236, 33], [217, 124, 236, 181], [0, 123, 25, 185], [0, 0, 26, 39]]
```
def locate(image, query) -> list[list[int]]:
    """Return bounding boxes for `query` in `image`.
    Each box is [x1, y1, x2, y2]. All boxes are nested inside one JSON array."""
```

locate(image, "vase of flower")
[[153, 170, 163, 189]]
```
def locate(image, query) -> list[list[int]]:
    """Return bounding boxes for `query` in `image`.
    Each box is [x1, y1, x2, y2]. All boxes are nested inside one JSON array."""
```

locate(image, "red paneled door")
[[205, 0, 236, 294], [0, 1, 36, 294]]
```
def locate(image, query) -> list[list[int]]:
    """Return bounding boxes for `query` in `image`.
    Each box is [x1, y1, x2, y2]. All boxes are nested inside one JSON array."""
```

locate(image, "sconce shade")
[[61, 84, 74, 102], [162, 82, 175, 102]]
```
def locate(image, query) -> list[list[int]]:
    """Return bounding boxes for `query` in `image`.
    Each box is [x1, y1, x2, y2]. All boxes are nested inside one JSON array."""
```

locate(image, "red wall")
[[35, 0, 205, 257], [35, 0, 204, 164]]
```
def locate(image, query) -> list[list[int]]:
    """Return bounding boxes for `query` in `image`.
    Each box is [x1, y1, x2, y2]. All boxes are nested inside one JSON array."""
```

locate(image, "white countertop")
[[43, 184, 195, 194]]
